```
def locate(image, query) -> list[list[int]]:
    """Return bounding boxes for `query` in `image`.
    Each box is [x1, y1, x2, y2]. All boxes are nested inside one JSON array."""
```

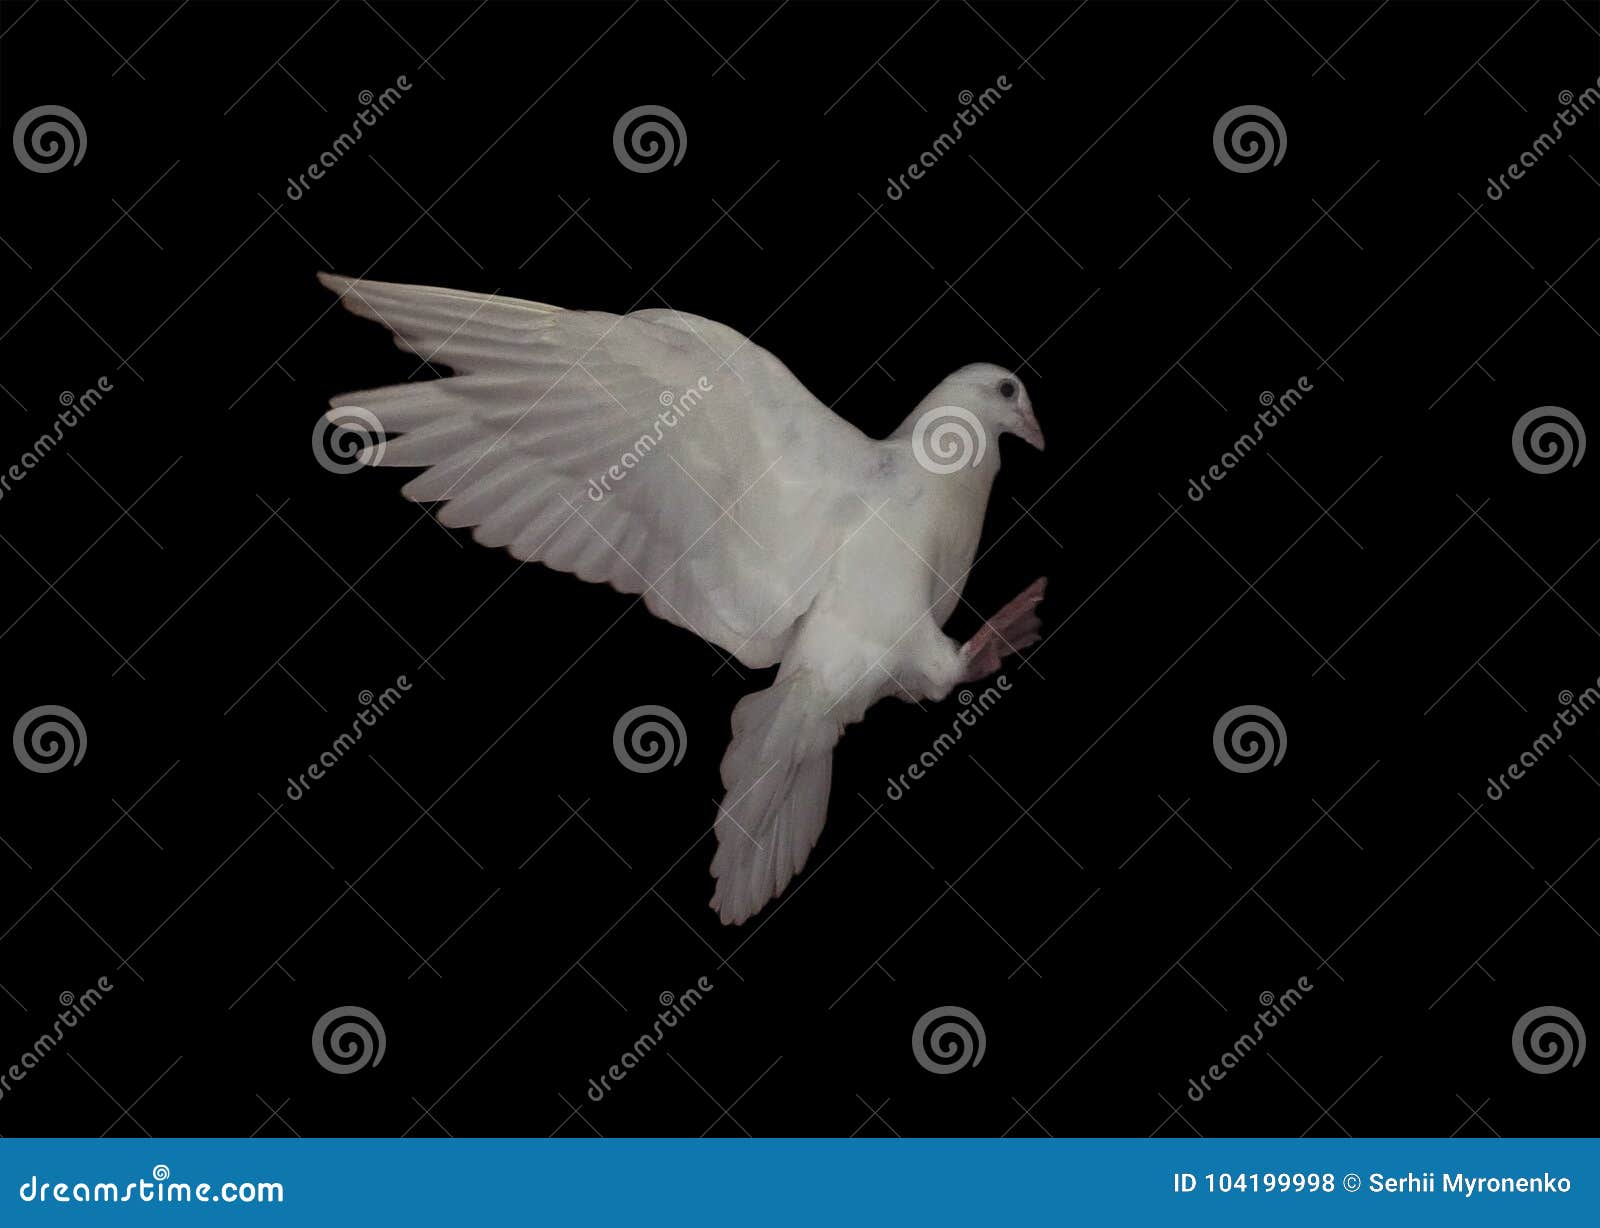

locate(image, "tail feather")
[[711, 673, 840, 925]]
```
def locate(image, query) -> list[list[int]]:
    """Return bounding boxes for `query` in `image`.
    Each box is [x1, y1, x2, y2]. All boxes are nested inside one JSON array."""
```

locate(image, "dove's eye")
[[999, 379, 1017, 399]]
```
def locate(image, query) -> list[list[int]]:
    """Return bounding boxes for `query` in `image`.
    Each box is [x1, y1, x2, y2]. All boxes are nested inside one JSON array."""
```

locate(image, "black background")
[[1, 0, 1597, 1138]]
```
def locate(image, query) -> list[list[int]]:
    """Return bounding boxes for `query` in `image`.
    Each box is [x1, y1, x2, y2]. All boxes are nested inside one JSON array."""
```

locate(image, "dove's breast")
[[774, 452, 996, 719]]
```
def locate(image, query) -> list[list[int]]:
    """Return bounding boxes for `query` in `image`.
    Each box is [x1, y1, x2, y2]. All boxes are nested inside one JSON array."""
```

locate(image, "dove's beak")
[[1015, 396, 1045, 451]]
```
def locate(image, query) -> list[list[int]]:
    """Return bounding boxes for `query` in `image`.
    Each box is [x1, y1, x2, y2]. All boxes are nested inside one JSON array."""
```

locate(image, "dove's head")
[[924, 362, 1044, 453]]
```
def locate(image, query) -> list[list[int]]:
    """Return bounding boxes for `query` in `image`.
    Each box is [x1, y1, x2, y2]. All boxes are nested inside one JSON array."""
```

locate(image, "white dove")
[[319, 274, 1047, 924]]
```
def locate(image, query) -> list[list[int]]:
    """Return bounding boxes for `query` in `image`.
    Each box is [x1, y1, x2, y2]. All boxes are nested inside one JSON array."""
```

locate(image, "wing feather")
[[321, 274, 878, 665]]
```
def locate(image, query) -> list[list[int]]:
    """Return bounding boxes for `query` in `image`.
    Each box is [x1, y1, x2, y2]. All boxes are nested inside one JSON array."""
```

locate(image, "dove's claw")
[[958, 577, 1047, 683]]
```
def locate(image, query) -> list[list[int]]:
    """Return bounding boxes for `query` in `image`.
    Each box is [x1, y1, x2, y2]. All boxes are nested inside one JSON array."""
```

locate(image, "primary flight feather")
[[319, 273, 1047, 924]]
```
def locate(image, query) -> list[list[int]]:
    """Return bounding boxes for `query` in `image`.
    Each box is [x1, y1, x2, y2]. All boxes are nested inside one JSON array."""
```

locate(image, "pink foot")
[[959, 577, 1047, 682]]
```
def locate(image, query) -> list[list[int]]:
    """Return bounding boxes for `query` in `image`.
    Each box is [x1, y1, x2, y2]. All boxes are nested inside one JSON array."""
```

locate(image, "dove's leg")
[[958, 577, 1047, 682]]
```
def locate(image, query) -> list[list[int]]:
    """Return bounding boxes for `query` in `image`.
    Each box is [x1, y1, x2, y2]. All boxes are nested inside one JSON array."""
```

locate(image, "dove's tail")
[[711, 671, 842, 925]]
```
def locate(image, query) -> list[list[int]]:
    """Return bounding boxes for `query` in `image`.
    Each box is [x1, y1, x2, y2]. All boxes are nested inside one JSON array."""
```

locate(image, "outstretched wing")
[[320, 274, 880, 666]]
